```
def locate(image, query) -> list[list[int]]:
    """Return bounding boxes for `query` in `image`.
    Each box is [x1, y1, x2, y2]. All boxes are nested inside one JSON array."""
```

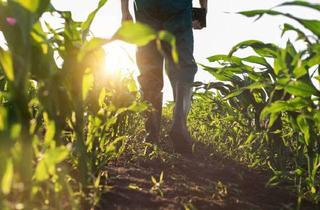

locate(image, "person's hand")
[[192, 20, 203, 30], [122, 10, 133, 22]]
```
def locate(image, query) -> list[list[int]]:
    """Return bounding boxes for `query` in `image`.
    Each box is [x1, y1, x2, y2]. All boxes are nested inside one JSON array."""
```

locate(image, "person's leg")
[[134, 3, 165, 143], [137, 41, 164, 143], [164, 15, 198, 155]]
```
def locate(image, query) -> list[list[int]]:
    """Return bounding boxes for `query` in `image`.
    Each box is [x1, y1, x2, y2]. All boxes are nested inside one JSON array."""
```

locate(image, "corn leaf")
[[1, 158, 13, 195], [0, 48, 14, 81], [82, 73, 94, 100], [114, 22, 157, 46], [277, 1, 320, 12], [260, 101, 289, 120], [242, 56, 273, 69], [82, 0, 108, 39], [158, 31, 179, 63], [239, 9, 320, 38], [229, 40, 279, 58], [285, 81, 319, 97], [207, 54, 242, 65], [297, 115, 310, 145], [16, 0, 40, 12]]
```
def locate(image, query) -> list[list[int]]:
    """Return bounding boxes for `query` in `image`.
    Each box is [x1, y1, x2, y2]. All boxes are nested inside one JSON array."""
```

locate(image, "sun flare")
[[104, 41, 137, 75]]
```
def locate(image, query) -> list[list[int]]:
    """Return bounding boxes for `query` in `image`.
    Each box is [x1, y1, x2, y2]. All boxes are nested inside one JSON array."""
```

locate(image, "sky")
[[2, 0, 320, 101]]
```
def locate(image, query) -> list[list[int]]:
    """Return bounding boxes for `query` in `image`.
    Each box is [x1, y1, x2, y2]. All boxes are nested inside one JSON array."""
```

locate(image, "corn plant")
[[201, 1, 320, 206], [0, 0, 178, 209]]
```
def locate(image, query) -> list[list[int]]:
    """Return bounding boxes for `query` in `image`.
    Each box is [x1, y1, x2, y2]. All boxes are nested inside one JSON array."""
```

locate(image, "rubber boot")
[[169, 83, 194, 155], [142, 91, 163, 144]]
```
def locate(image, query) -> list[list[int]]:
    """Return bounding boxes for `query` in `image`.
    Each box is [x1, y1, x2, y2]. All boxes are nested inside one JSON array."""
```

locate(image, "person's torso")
[[135, 0, 192, 18], [134, 0, 193, 33]]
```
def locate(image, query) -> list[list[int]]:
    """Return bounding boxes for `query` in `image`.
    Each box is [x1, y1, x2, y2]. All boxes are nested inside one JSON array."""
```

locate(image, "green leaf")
[[293, 62, 307, 79], [34, 159, 49, 181], [268, 113, 280, 128], [94, 173, 101, 188], [239, 9, 281, 20], [260, 101, 289, 120], [229, 40, 279, 58], [287, 97, 309, 110], [47, 146, 69, 164], [242, 56, 273, 69], [128, 101, 148, 112], [78, 38, 110, 61], [47, 147, 69, 177], [127, 79, 138, 92], [34, 147, 69, 182], [277, 1, 320, 12], [282, 23, 309, 42], [0, 107, 7, 131], [308, 54, 320, 67], [16, 0, 40, 12], [10, 124, 21, 139], [285, 81, 318, 97], [128, 184, 142, 191], [82, 0, 108, 39], [239, 9, 320, 37], [206, 68, 234, 81], [0, 48, 14, 81], [43, 113, 54, 144], [105, 136, 126, 159], [151, 176, 157, 184], [1, 158, 13, 195], [297, 115, 310, 145], [82, 73, 94, 100], [45, 120, 55, 145], [285, 40, 297, 57], [98, 88, 107, 107], [245, 82, 269, 90], [43, 112, 55, 145], [160, 171, 164, 182], [207, 54, 242, 65], [243, 133, 255, 145], [35, 0, 52, 17], [314, 111, 320, 126], [158, 31, 178, 63], [299, 19, 320, 38], [114, 21, 157, 46], [261, 97, 311, 123], [274, 49, 289, 76], [295, 168, 304, 176], [224, 89, 244, 100], [223, 66, 246, 74]]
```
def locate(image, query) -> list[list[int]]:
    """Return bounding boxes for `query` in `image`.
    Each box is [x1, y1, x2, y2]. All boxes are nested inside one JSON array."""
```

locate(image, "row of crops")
[[0, 0, 169, 209], [192, 1, 320, 208]]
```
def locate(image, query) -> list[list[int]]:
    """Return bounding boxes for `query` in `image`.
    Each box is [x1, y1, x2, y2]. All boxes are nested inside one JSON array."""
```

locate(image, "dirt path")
[[97, 141, 314, 210]]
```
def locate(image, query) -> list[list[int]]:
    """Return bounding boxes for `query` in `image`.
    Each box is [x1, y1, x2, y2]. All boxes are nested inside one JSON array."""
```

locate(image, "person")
[[120, 0, 208, 155]]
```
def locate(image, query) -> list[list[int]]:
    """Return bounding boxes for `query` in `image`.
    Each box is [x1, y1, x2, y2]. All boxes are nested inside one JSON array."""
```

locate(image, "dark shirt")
[[135, 0, 192, 19]]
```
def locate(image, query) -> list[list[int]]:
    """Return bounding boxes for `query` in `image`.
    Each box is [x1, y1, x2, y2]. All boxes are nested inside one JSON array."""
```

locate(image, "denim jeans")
[[134, 0, 197, 94]]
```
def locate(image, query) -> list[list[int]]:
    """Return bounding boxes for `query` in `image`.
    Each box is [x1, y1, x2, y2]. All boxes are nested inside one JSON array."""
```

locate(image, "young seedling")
[[150, 171, 164, 197]]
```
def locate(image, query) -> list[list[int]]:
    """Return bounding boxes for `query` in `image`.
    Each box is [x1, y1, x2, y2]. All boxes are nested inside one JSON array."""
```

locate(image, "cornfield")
[[0, 0, 319, 209]]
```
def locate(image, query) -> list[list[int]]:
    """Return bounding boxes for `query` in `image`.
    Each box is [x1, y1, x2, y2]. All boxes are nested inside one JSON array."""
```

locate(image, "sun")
[[104, 41, 137, 75]]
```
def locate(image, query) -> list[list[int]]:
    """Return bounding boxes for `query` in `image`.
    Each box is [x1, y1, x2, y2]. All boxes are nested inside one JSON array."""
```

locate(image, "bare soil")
[[97, 140, 316, 210]]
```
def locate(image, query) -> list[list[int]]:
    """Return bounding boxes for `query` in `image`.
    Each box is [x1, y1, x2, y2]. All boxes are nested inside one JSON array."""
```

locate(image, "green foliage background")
[[0, 0, 160, 209], [195, 1, 320, 207]]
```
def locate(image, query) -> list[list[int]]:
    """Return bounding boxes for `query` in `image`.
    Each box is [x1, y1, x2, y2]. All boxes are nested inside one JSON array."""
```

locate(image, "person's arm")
[[199, 0, 208, 11], [121, 0, 133, 22], [193, 0, 208, 29]]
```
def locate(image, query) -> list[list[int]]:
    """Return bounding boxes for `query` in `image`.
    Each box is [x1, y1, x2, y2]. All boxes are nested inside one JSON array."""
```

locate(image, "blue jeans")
[[134, 1, 197, 94]]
